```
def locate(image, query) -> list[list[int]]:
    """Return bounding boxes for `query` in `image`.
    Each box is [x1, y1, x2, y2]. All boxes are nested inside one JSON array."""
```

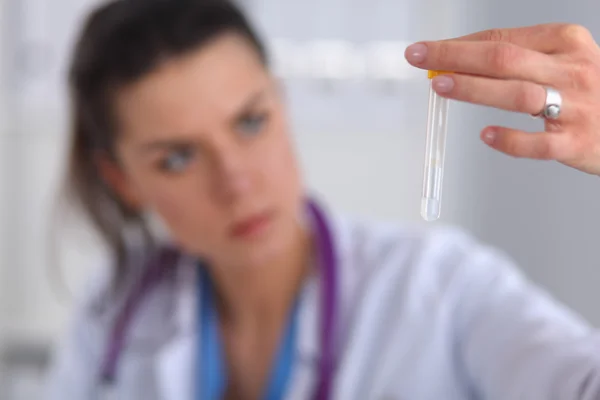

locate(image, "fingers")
[[445, 23, 595, 55], [431, 74, 547, 115], [405, 40, 562, 84], [480, 126, 578, 161], [406, 23, 600, 176]]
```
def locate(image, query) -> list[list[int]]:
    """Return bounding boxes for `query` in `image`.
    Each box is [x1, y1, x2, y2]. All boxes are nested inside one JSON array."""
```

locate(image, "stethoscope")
[[97, 199, 338, 400]]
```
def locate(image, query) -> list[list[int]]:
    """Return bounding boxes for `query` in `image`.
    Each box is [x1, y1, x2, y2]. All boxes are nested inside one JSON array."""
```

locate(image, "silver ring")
[[532, 86, 562, 120]]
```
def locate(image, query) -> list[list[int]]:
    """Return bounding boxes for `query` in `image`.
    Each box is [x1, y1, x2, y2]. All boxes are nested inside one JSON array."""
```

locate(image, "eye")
[[237, 112, 268, 136], [158, 147, 194, 173]]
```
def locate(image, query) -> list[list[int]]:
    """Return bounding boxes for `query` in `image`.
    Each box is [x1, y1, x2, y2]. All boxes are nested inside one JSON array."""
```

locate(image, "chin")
[[234, 219, 298, 268], [238, 234, 289, 268]]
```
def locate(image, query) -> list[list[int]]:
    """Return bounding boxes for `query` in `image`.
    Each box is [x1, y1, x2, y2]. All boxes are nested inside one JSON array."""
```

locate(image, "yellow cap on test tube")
[[427, 70, 452, 79], [421, 71, 452, 221]]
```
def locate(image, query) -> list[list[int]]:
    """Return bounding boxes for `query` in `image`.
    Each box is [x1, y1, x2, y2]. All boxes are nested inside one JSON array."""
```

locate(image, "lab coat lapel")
[[285, 272, 321, 399], [155, 257, 198, 400]]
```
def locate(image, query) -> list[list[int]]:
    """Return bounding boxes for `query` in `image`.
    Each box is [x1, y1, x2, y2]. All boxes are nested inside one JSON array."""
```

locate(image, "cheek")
[[150, 187, 226, 254], [152, 188, 191, 224], [140, 175, 221, 244]]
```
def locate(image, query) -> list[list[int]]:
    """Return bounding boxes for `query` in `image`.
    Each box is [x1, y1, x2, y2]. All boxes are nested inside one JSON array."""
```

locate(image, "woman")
[[45, 0, 600, 399]]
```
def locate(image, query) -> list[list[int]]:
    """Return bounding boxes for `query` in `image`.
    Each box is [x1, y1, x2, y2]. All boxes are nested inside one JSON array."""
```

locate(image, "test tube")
[[421, 71, 451, 221]]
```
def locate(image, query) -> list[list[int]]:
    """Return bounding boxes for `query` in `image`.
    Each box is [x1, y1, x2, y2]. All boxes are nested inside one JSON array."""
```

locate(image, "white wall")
[[0, 0, 105, 345], [0, 0, 7, 347]]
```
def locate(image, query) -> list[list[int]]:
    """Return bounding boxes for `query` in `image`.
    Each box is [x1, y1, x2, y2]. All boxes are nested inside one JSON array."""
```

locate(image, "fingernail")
[[432, 75, 454, 93], [481, 128, 497, 144], [405, 43, 428, 64]]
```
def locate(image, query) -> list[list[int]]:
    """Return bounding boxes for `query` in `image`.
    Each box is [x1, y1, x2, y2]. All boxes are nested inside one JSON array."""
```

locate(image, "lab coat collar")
[[154, 255, 197, 400]]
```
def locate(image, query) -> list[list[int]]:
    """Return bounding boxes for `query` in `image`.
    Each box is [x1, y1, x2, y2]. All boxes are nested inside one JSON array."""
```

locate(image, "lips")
[[229, 210, 273, 238]]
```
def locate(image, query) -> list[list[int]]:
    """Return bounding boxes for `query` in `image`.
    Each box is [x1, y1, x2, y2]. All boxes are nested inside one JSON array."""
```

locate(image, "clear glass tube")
[[421, 75, 450, 221]]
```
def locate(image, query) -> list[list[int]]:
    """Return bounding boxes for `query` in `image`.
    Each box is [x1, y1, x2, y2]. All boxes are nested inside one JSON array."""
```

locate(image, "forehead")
[[115, 34, 270, 141]]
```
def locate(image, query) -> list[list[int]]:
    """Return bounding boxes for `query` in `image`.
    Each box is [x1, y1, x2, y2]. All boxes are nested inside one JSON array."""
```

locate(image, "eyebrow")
[[139, 139, 194, 153], [231, 89, 268, 119], [138, 88, 269, 153]]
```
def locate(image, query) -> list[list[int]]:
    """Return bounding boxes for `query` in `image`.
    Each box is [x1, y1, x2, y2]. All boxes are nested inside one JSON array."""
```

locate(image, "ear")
[[95, 153, 143, 211]]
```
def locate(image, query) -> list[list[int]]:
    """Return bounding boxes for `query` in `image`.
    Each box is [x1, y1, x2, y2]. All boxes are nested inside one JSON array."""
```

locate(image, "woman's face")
[[110, 33, 304, 268]]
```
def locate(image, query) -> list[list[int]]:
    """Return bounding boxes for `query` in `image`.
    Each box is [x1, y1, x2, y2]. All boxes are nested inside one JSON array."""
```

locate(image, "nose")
[[211, 146, 253, 202]]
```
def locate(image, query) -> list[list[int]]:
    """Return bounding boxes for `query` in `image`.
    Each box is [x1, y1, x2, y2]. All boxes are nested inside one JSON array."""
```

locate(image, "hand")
[[404, 23, 600, 176]]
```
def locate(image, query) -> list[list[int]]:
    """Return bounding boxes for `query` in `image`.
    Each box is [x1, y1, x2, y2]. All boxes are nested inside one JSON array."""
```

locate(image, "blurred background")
[[0, 0, 599, 398]]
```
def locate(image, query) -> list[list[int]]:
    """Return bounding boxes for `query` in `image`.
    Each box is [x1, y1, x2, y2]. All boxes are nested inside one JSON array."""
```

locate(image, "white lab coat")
[[44, 206, 600, 400]]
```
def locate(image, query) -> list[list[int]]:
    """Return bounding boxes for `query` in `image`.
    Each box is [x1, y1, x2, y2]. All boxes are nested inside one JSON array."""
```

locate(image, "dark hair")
[[64, 0, 269, 289]]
